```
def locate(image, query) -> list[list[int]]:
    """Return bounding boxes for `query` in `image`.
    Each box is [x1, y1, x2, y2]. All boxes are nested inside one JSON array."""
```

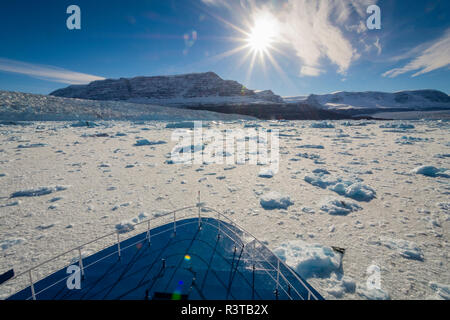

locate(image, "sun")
[[205, 9, 288, 83], [246, 13, 279, 54]]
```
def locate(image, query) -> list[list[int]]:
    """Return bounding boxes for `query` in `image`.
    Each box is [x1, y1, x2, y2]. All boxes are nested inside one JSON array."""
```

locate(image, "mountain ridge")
[[50, 71, 284, 105], [284, 89, 450, 110]]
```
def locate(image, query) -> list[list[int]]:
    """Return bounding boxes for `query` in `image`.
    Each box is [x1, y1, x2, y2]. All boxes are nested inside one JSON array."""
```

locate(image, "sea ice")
[[411, 166, 449, 178], [134, 139, 167, 146], [258, 168, 275, 178], [0, 201, 20, 208], [357, 287, 390, 300], [297, 144, 325, 149], [320, 199, 362, 216], [17, 143, 48, 148], [70, 121, 98, 128], [1, 238, 25, 250], [10, 185, 69, 198], [379, 123, 415, 130], [297, 153, 321, 160], [429, 282, 450, 300], [310, 122, 335, 129], [304, 173, 338, 189], [330, 182, 376, 202], [437, 202, 449, 214], [325, 274, 356, 298], [259, 192, 293, 210], [434, 153, 450, 159], [274, 240, 342, 278], [165, 122, 197, 129], [395, 136, 430, 145], [36, 223, 55, 230], [115, 212, 149, 234], [374, 237, 424, 261], [305, 171, 376, 202]]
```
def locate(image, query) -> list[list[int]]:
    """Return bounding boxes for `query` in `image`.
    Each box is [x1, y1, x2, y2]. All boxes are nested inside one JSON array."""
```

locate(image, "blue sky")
[[0, 0, 449, 96]]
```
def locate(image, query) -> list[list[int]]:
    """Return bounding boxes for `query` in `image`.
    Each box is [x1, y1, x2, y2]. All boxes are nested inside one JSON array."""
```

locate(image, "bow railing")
[[0, 200, 320, 300]]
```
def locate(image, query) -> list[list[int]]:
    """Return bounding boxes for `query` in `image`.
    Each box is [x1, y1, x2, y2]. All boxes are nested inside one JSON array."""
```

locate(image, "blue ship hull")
[[7, 218, 323, 300]]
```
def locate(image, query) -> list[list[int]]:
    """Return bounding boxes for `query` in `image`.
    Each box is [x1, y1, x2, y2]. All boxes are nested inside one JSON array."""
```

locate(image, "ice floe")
[[258, 168, 275, 178], [372, 237, 424, 261], [134, 139, 167, 146], [310, 122, 335, 129], [429, 282, 450, 300], [379, 123, 415, 130], [115, 212, 149, 234], [411, 166, 449, 178], [17, 143, 48, 148], [1, 238, 25, 250], [330, 182, 376, 202], [0, 201, 20, 208], [304, 170, 376, 202], [165, 121, 199, 129], [274, 240, 342, 278], [320, 199, 362, 216], [395, 136, 430, 145], [70, 121, 98, 128], [324, 274, 357, 298], [10, 185, 69, 198], [259, 192, 293, 210], [297, 144, 325, 149], [357, 287, 390, 300]]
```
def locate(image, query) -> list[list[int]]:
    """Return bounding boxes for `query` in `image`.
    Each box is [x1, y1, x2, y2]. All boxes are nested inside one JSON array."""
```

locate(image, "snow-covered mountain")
[[50, 72, 284, 106], [0, 90, 255, 121], [285, 90, 450, 112]]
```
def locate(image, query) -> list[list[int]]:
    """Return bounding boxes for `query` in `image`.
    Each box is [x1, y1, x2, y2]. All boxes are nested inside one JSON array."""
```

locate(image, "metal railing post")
[[173, 211, 176, 235], [252, 264, 255, 300], [217, 211, 221, 239], [29, 270, 36, 300], [117, 232, 121, 259], [252, 238, 256, 264], [276, 259, 280, 293], [78, 247, 85, 279], [147, 220, 151, 246], [197, 191, 201, 229]]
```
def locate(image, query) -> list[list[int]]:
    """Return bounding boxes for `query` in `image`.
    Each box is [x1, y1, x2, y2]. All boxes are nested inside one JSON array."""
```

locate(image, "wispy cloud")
[[383, 28, 450, 78], [202, 0, 379, 76], [0, 58, 105, 84]]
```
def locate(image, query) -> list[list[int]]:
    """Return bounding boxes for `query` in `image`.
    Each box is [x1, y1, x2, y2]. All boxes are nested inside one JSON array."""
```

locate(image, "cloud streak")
[[0, 58, 105, 84], [383, 28, 450, 78]]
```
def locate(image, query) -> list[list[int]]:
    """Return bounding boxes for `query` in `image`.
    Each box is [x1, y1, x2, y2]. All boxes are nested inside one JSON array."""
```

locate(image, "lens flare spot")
[[171, 292, 182, 300]]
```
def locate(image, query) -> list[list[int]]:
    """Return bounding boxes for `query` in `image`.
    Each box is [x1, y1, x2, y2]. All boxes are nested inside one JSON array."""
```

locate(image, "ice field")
[[0, 120, 449, 300]]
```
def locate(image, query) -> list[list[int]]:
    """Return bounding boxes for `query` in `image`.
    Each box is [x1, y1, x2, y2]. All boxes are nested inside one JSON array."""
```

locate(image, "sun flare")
[[206, 9, 287, 83], [246, 13, 279, 53]]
